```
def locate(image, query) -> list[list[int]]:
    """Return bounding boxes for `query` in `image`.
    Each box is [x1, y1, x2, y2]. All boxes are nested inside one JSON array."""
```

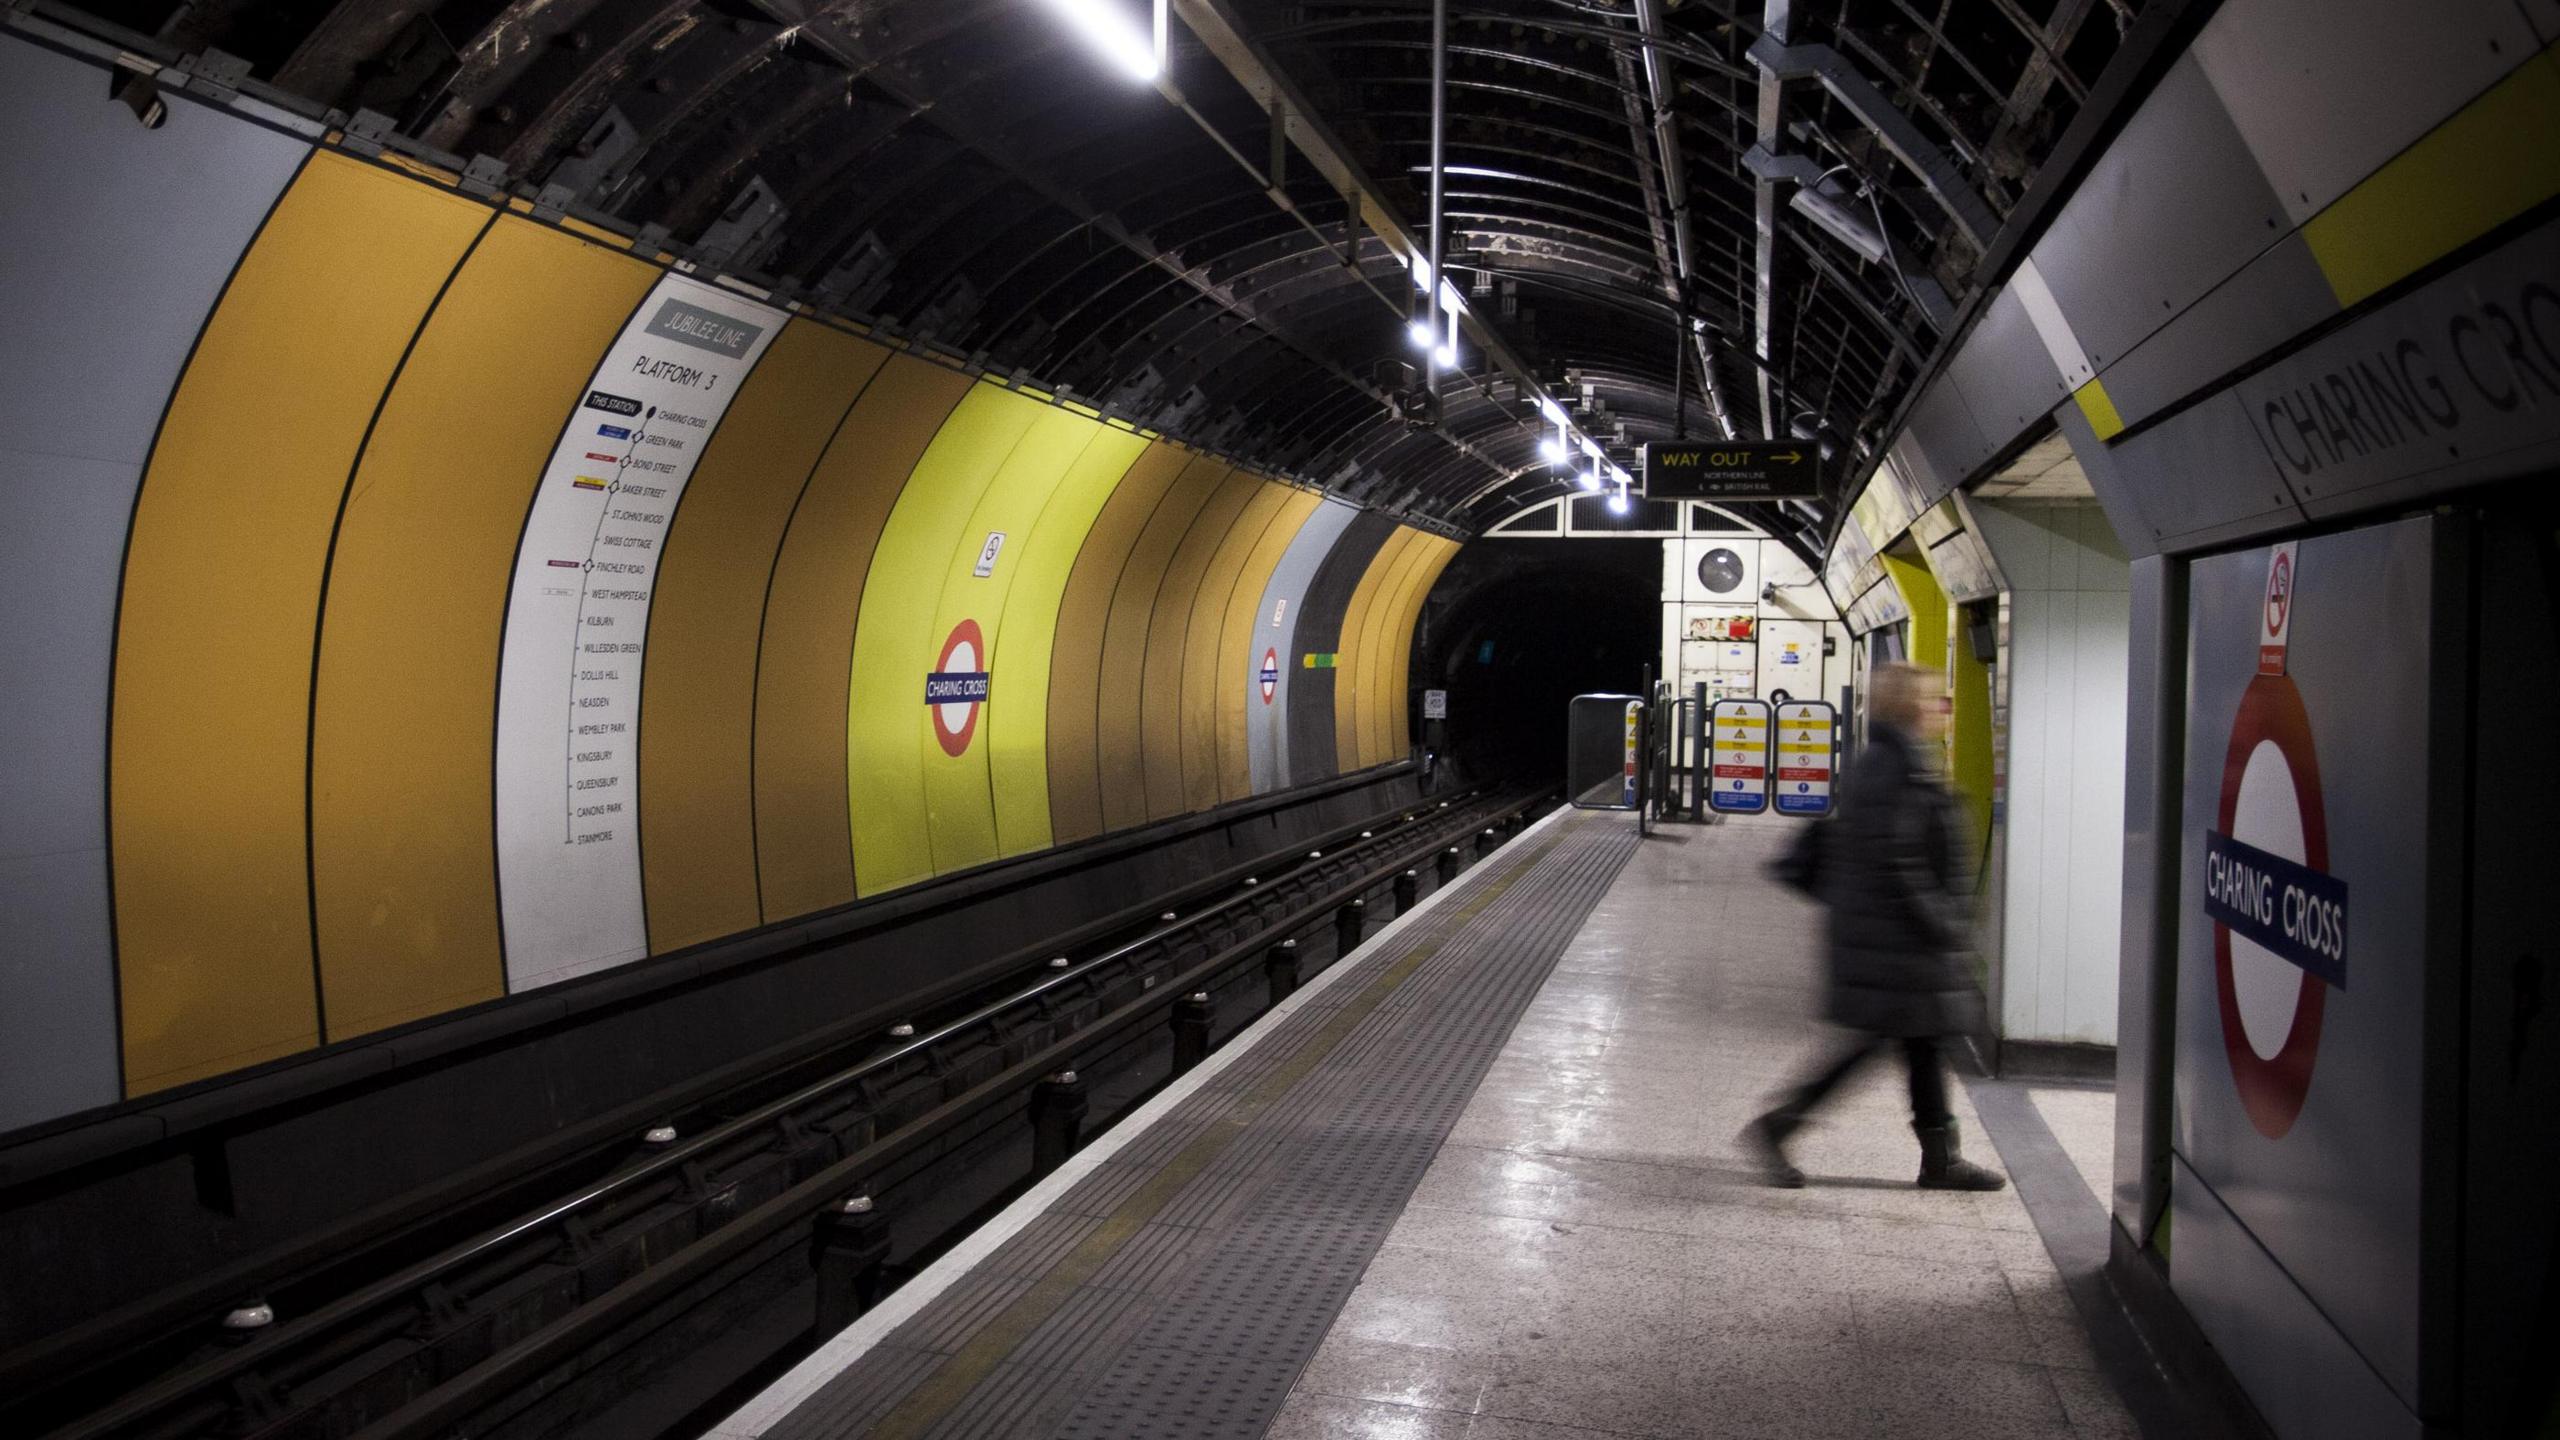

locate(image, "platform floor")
[[712, 807, 2144, 1440], [1267, 814, 2138, 1440]]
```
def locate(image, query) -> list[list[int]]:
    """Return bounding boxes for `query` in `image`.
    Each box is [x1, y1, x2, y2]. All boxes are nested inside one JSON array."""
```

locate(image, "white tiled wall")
[[1973, 501, 2131, 1045]]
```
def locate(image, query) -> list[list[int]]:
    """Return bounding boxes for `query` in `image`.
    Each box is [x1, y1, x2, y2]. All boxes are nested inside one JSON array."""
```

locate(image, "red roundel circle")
[[930, 619, 988, 758], [2212, 673, 2327, 1139], [2264, 550, 2292, 639], [1258, 647, 1280, 705]]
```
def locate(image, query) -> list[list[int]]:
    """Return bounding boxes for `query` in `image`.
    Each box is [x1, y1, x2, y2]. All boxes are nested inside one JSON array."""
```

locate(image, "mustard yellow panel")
[[1140, 469, 1261, 822], [313, 216, 653, 1039], [1357, 530, 1436, 769], [755, 356, 974, 921], [1331, 527, 1417, 775], [112, 152, 489, 1092], [641, 320, 889, 953], [849, 384, 1043, 895], [1179, 482, 1293, 814], [1375, 537, 1458, 770], [990, 427, 1150, 857], [922, 405, 1099, 875], [1045, 442, 1192, 846], [1096, 455, 1230, 834]]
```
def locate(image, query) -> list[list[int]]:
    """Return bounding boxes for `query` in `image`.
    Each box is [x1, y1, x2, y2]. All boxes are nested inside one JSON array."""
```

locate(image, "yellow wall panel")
[[1044, 441, 1190, 845], [1373, 537, 1457, 770], [1142, 468, 1261, 821], [1095, 455, 1230, 833], [920, 404, 1097, 875], [1179, 482, 1292, 814], [640, 320, 889, 953], [1330, 527, 1417, 776], [111, 152, 488, 1092], [990, 427, 1150, 857], [1215, 490, 1321, 803], [754, 356, 972, 920], [848, 384, 1043, 895], [312, 216, 653, 1039], [1356, 531, 1435, 769]]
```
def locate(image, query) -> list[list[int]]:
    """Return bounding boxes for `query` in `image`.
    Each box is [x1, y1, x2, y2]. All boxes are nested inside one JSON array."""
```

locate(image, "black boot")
[[1744, 1111, 1806, 1189], [1914, 1121, 2006, 1191]]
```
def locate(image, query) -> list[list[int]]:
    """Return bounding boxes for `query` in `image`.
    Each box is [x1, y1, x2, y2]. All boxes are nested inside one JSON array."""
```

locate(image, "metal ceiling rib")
[[50, 0, 2144, 539]]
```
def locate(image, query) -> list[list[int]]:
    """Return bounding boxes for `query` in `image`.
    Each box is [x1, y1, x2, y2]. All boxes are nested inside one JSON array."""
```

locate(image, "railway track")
[[11, 787, 1544, 1440]]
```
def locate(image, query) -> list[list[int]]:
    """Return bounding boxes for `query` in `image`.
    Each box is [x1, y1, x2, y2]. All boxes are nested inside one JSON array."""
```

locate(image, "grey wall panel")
[[2090, 232, 2339, 429], [0, 34, 311, 1131], [1902, 378, 1995, 499], [1286, 513, 1393, 786], [2054, 402, 2158, 562], [2028, 56, 2290, 374], [2100, 390, 2306, 555], [2170, 1156, 2422, 1440], [1246, 498, 1358, 793], [2112, 552, 2181, 1241], [2193, 0, 2536, 224], [1942, 284, 2072, 446]]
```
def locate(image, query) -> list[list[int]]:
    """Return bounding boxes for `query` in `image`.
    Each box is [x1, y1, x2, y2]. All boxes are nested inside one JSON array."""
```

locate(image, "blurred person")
[[1745, 662, 2006, 1191]]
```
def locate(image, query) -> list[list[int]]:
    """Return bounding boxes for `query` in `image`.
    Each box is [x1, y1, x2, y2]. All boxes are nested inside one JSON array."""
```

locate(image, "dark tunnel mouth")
[[1420, 542, 1661, 787]]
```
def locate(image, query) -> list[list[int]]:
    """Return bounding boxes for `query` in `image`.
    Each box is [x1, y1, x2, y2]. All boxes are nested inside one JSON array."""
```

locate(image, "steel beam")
[[1744, 35, 2002, 250], [1632, 0, 1734, 441]]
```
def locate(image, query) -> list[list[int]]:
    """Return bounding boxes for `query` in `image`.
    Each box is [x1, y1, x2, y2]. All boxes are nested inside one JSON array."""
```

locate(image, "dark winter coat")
[[1816, 721, 1982, 1039]]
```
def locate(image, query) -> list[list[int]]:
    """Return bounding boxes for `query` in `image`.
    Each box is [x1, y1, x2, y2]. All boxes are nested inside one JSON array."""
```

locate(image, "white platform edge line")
[[701, 801, 1578, 1440]]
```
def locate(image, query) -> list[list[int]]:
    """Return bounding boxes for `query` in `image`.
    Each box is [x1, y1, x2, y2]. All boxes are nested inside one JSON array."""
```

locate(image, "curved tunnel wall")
[[0, 33, 1458, 1131]]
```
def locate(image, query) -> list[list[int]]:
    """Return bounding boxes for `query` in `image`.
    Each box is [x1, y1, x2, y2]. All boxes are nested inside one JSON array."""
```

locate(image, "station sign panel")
[[2172, 515, 2446, 1420], [1772, 702, 1835, 816], [1708, 699, 1771, 814], [1642, 440, 1820, 502]]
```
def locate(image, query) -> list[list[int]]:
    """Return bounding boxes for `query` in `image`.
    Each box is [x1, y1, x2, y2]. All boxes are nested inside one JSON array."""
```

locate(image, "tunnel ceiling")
[[74, 0, 2145, 542]]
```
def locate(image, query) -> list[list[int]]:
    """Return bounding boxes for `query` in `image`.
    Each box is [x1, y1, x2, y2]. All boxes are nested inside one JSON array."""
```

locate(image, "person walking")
[[1746, 661, 2006, 1191]]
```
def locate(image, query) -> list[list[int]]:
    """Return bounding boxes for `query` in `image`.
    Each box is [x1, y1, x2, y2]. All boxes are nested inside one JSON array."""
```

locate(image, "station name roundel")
[[2204, 546, 2348, 1140], [926, 619, 992, 757]]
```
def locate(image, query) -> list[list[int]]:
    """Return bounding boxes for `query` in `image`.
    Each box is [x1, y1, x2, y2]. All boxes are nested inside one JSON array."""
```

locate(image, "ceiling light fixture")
[[1039, 0, 1168, 84]]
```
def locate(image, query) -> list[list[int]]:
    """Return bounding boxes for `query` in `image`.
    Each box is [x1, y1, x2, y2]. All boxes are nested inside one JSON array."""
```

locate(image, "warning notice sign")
[[1709, 699, 1771, 814], [1773, 701, 1835, 817]]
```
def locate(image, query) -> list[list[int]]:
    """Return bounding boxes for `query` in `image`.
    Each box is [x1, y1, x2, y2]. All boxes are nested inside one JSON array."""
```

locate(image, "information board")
[[494, 274, 783, 989], [1708, 699, 1771, 814], [1772, 701, 1835, 816]]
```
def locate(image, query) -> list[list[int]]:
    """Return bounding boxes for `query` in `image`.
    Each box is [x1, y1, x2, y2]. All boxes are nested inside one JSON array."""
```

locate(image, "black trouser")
[[1775, 1033, 1952, 1129]]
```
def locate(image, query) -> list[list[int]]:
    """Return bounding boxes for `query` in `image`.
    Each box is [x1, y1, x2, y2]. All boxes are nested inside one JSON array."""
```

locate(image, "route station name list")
[[494, 280, 782, 988]]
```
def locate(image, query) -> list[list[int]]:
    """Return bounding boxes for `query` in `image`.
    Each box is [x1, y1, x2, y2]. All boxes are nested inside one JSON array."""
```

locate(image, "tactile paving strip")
[[761, 810, 1639, 1440]]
